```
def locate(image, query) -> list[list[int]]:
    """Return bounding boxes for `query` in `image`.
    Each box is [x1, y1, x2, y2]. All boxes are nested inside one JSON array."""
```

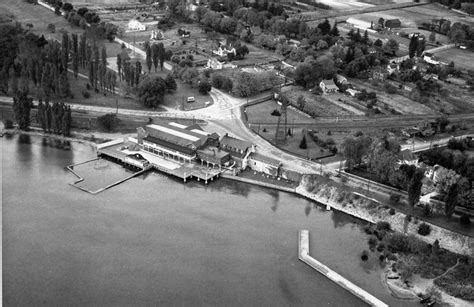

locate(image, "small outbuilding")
[[128, 19, 146, 31]]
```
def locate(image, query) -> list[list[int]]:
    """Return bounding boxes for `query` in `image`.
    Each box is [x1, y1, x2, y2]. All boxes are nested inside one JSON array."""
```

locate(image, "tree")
[[317, 19, 331, 35], [97, 113, 118, 132], [299, 135, 307, 149], [297, 95, 306, 110], [409, 35, 418, 58], [198, 80, 211, 94], [63, 2, 73, 12], [330, 22, 339, 36], [383, 39, 399, 56], [448, 22, 466, 43], [146, 45, 152, 72], [408, 169, 425, 207], [136, 75, 167, 108], [165, 74, 177, 92], [135, 61, 142, 86], [341, 136, 372, 170], [444, 183, 458, 218], [12, 91, 32, 130]]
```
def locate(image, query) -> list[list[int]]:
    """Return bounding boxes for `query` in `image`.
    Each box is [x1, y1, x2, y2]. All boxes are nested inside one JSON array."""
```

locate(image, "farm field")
[[285, 89, 356, 116], [316, 0, 373, 11], [351, 3, 473, 28], [434, 48, 474, 71], [349, 79, 439, 115], [0, 0, 83, 41]]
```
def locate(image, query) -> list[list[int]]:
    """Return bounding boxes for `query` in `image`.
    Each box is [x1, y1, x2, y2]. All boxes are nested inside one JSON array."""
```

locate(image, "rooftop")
[[249, 153, 281, 167], [220, 135, 253, 152]]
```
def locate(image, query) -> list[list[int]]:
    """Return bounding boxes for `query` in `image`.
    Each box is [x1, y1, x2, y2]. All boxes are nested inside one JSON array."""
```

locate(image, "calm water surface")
[[2, 134, 416, 306]]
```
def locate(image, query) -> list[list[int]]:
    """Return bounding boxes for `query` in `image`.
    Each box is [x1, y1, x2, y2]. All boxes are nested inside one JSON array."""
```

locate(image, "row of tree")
[[37, 101, 72, 136]]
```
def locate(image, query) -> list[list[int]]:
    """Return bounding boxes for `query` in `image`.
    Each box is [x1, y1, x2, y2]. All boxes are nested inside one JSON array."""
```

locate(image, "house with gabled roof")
[[319, 79, 339, 94]]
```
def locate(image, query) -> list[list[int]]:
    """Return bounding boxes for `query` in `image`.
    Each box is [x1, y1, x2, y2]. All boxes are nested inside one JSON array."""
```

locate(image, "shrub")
[[376, 221, 391, 231], [361, 250, 369, 261], [363, 224, 373, 234], [389, 208, 396, 215], [262, 128, 267, 132], [271, 109, 281, 116], [4, 119, 13, 129], [368, 236, 378, 250], [417, 223, 431, 236], [82, 91, 90, 98], [97, 113, 118, 132], [198, 80, 212, 94], [460, 214, 471, 226], [377, 243, 385, 252]]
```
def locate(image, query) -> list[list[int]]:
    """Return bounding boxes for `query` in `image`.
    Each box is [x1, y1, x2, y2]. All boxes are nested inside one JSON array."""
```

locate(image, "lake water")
[[2, 134, 416, 306]]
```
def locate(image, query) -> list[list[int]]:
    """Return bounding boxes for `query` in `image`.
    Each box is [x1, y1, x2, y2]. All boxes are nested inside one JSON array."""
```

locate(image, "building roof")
[[220, 134, 253, 152], [399, 149, 415, 161], [249, 153, 281, 167], [143, 135, 196, 156], [197, 147, 230, 164], [145, 121, 207, 149], [321, 79, 338, 89]]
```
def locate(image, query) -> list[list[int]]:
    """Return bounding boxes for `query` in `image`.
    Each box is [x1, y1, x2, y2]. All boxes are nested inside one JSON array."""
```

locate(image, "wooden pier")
[[298, 230, 388, 307]]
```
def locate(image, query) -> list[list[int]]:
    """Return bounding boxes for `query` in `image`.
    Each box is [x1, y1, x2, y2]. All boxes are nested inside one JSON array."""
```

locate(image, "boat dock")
[[298, 230, 388, 307], [97, 138, 222, 184]]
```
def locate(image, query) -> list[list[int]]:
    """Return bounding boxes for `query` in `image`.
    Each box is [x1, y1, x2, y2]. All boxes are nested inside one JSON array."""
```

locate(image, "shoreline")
[[382, 263, 472, 307]]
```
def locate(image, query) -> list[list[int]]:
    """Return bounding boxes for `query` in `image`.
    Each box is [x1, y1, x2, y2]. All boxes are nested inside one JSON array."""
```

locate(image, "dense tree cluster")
[[37, 100, 72, 136], [12, 91, 32, 130], [136, 75, 176, 108]]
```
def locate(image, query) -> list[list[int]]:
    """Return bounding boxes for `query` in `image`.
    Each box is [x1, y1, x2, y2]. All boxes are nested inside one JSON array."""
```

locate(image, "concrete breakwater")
[[298, 230, 388, 307]]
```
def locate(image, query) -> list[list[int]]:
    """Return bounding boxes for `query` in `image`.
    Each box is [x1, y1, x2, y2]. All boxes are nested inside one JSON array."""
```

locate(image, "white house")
[[150, 30, 164, 40], [205, 58, 236, 70], [128, 19, 146, 32], [423, 52, 440, 65], [319, 79, 339, 94], [212, 45, 236, 57], [387, 63, 399, 74], [346, 17, 376, 32], [346, 88, 360, 97]]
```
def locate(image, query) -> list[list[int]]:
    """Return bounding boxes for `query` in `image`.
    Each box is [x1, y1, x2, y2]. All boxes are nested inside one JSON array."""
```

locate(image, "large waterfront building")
[[137, 121, 231, 168]]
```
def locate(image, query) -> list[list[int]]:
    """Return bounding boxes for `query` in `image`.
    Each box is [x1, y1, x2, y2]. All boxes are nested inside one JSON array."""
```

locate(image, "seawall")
[[298, 230, 389, 307], [220, 173, 296, 193], [296, 178, 474, 256]]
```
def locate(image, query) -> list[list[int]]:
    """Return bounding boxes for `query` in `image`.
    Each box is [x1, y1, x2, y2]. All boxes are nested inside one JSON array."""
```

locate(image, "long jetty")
[[298, 230, 388, 307]]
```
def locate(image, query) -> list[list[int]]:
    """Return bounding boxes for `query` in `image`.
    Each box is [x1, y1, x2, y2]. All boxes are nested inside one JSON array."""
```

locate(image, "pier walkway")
[[298, 230, 388, 307]]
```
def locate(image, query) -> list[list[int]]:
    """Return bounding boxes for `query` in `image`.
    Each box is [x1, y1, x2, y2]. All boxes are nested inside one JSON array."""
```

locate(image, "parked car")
[[187, 96, 195, 103]]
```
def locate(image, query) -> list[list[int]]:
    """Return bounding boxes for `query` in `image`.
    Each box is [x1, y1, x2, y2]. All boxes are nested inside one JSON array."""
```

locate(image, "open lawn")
[[435, 48, 474, 71], [245, 100, 314, 124], [254, 125, 335, 160], [0, 0, 83, 41]]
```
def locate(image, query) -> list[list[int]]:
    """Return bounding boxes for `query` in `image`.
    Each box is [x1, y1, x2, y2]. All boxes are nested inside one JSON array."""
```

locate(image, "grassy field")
[[255, 125, 334, 160], [434, 48, 474, 71], [0, 0, 83, 41], [352, 4, 472, 28], [245, 100, 314, 124]]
